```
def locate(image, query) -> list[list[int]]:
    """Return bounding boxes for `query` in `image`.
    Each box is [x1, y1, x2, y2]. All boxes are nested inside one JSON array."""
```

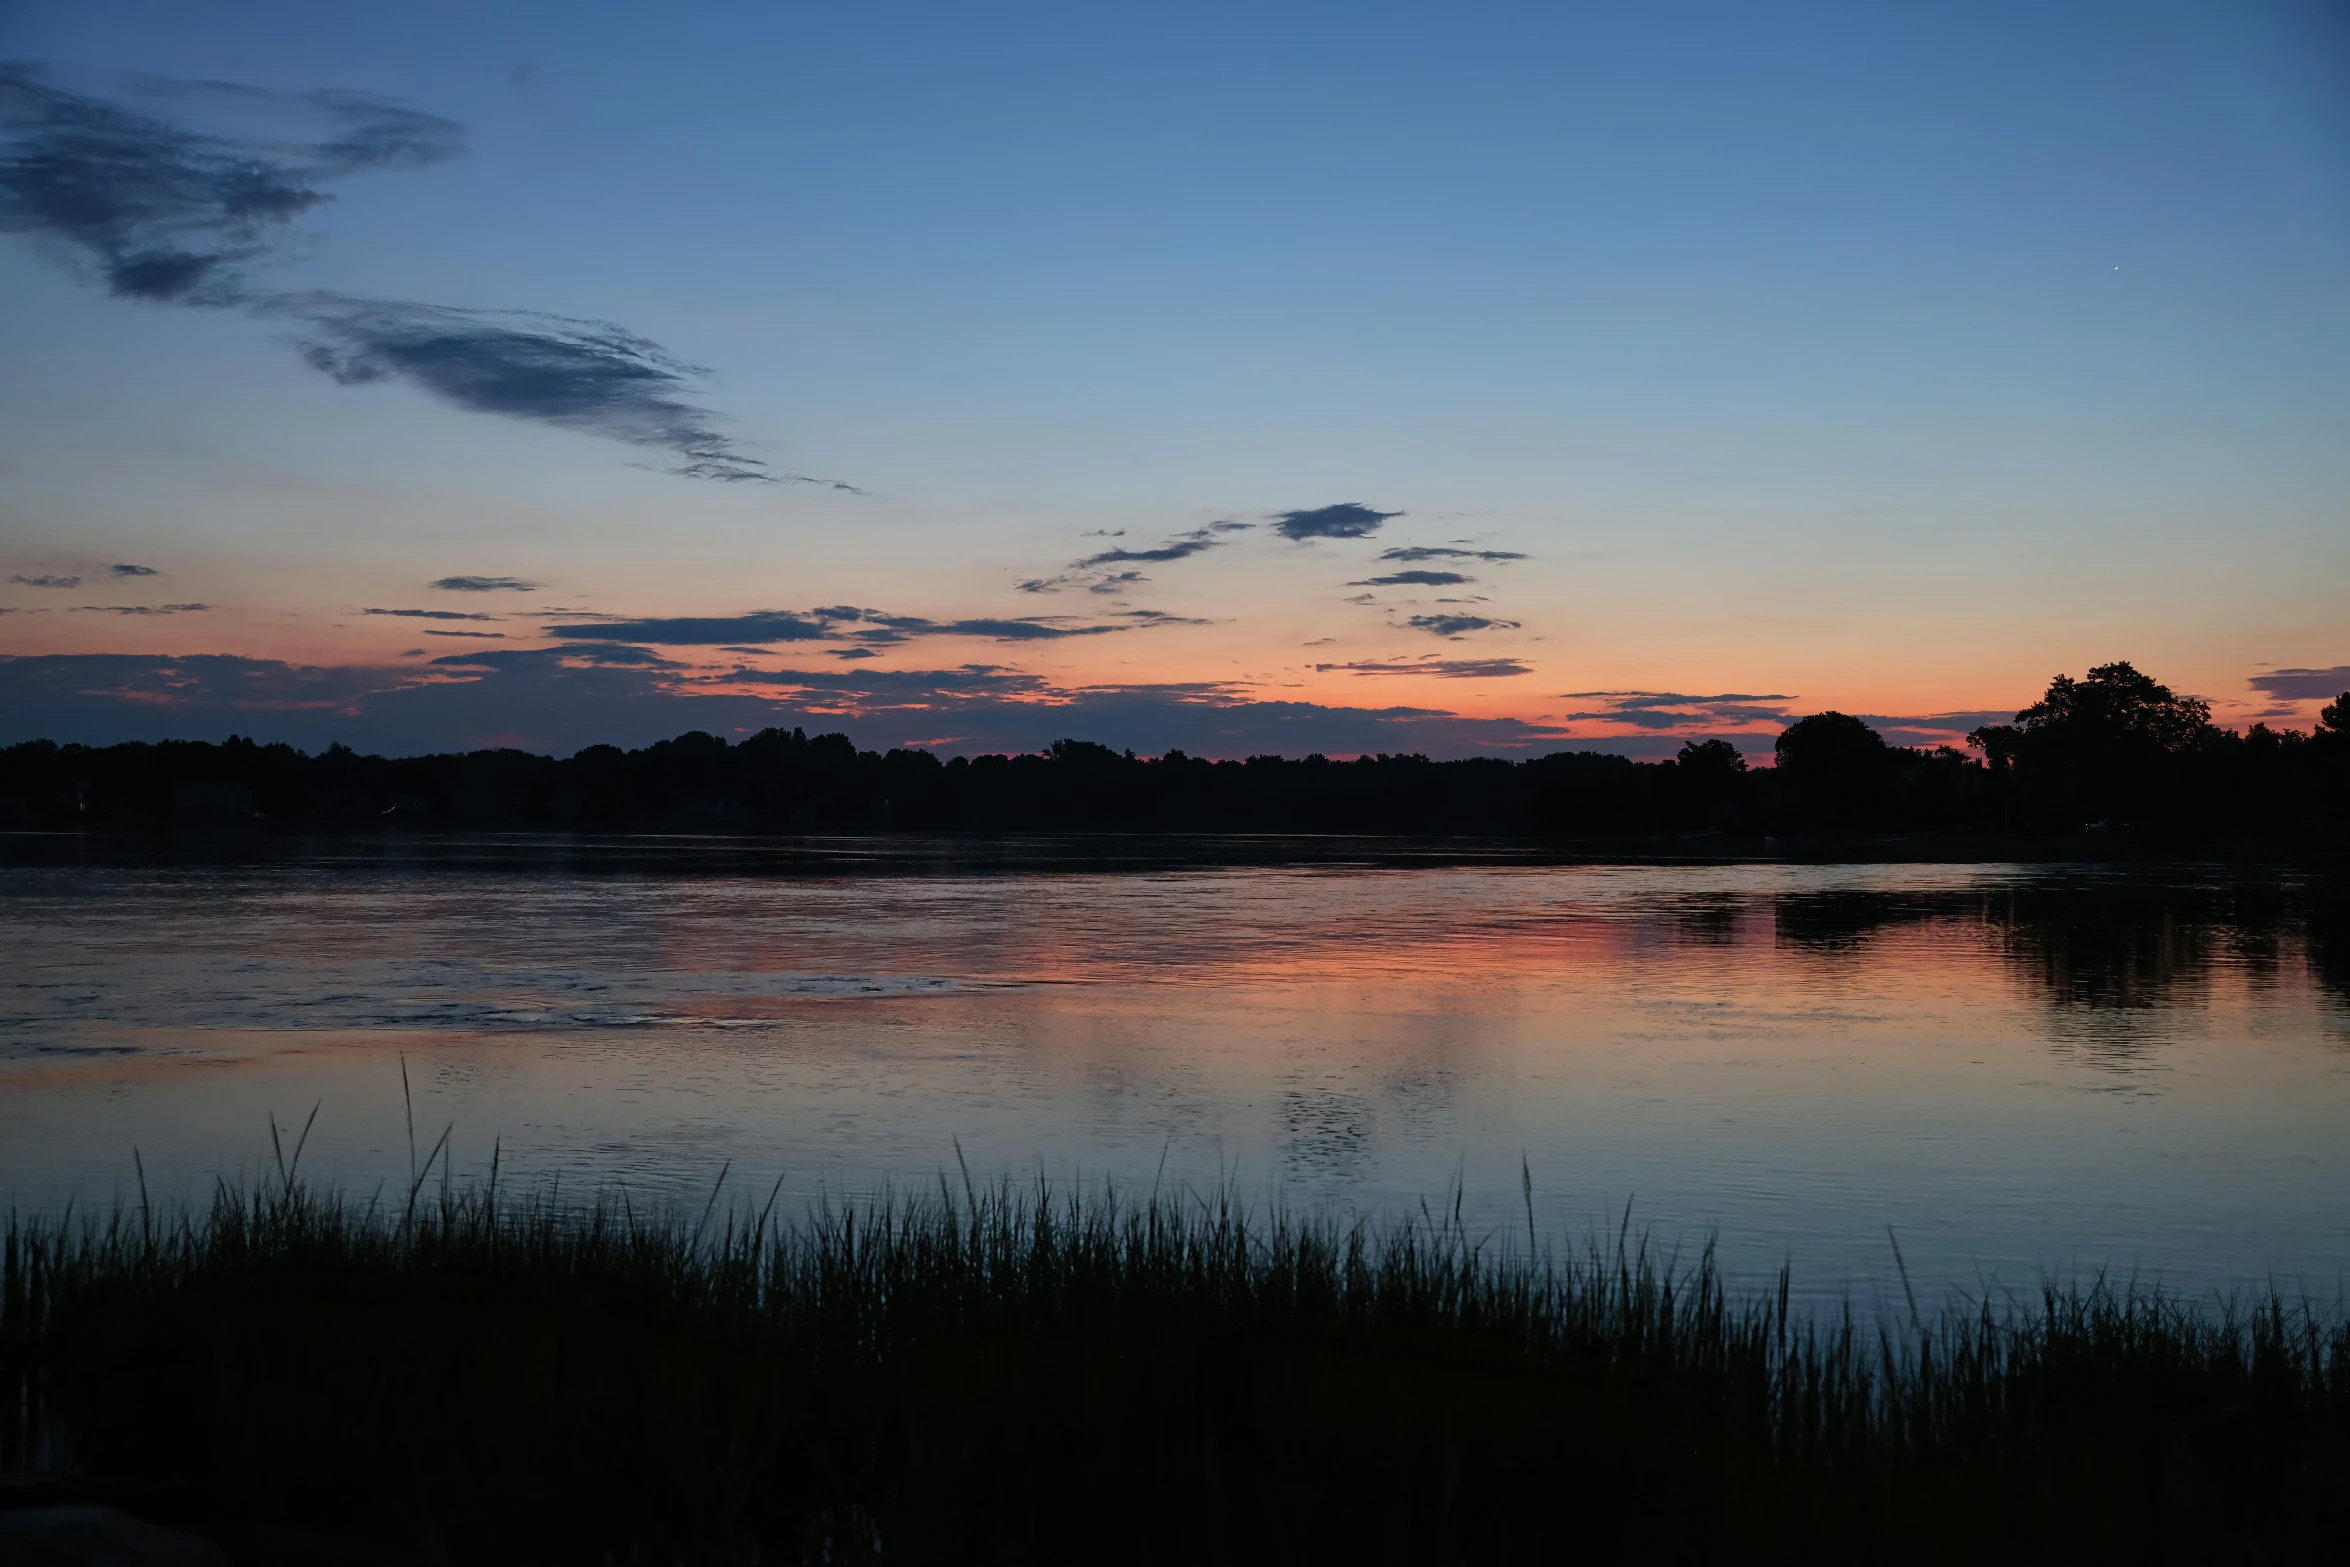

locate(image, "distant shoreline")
[[9, 662, 2345, 849], [4, 823, 2344, 873]]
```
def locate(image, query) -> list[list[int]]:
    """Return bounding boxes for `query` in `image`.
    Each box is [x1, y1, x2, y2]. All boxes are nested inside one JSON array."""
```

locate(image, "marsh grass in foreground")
[[3, 1171, 2344, 1565]]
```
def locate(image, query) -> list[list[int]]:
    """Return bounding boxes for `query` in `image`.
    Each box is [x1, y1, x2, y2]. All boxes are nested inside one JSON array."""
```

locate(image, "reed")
[[3, 1170, 2343, 1564]]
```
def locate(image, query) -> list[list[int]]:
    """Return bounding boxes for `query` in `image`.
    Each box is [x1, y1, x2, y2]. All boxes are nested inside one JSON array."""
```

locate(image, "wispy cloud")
[[422, 629, 505, 639], [2248, 665, 2350, 700], [9, 574, 79, 588], [546, 606, 1183, 646], [1563, 689, 1793, 704], [0, 66, 830, 486], [1075, 521, 1249, 568], [1377, 546, 1525, 564], [109, 563, 158, 576], [70, 602, 208, 614], [926, 617, 1124, 642], [547, 611, 834, 645], [1558, 691, 1798, 730], [1116, 608, 1214, 626], [428, 644, 680, 671], [1021, 522, 1251, 594], [724, 664, 1053, 699], [1406, 613, 1518, 638], [1317, 658, 1531, 679], [363, 607, 497, 621], [1272, 503, 1401, 541], [1350, 570, 1470, 587], [432, 575, 539, 592], [0, 62, 462, 301], [278, 293, 822, 485]]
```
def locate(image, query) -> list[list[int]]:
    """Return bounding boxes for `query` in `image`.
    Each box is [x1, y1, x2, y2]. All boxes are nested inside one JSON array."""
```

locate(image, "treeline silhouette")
[[2, 663, 2343, 843]]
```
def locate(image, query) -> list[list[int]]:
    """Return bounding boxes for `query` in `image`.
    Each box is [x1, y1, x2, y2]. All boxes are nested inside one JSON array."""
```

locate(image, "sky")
[[2, 0, 2345, 759]]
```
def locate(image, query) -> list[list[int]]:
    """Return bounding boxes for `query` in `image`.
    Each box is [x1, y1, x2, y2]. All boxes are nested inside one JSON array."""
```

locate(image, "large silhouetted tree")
[[1982, 662, 2216, 828], [1772, 712, 1892, 828], [1773, 713, 1889, 774]]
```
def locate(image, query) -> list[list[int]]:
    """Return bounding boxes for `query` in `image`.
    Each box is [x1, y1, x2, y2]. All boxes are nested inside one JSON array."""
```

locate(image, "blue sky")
[[3, 0, 2345, 756]]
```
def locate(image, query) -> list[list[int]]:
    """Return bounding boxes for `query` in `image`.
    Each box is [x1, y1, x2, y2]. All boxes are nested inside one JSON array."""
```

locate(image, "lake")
[[4, 836, 2345, 1310]]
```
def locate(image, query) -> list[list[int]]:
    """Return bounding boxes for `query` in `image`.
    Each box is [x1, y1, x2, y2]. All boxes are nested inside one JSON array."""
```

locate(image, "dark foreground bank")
[[5, 1179, 2345, 1566]]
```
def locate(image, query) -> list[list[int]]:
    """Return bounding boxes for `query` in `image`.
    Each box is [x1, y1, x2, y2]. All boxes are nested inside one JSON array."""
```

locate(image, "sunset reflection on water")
[[4, 846, 2343, 1307]]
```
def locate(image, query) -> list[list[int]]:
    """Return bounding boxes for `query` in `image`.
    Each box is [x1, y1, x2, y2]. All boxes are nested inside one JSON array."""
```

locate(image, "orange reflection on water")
[[2, 856, 2344, 1307]]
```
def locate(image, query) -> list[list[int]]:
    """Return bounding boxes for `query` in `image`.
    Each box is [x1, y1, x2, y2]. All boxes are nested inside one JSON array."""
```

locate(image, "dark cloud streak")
[[1562, 690, 1793, 705], [929, 617, 1123, 642], [2249, 666, 2350, 700], [279, 293, 822, 485], [1273, 503, 1401, 541], [548, 612, 834, 645], [1377, 546, 1525, 564], [546, 605, 1186, 646], [1558, 691, 1799, 731], [1115, 609, 1211, 626], [1406, 614, 1518, 637], [1021, 522, 1250, 594], [428, 644, 679, 670], [1074, 521, 1249, 568], [432, 575, 539, 592], [363, 607, 497, 621], [723, 664, 1051, 698], [1318, 658, 1531, 679]]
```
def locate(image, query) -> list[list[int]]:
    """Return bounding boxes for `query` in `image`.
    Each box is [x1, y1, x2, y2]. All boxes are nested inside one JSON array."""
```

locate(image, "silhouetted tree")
[[1771, 712, 1893, 829], [1981, 662, 2216, 829], [1675, 738, 1747, 781], [1672, 738, 1749, 829]]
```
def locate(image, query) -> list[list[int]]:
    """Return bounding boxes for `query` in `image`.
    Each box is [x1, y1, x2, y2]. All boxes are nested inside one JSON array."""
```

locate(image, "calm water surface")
[[5, 838, 2345, 1308]]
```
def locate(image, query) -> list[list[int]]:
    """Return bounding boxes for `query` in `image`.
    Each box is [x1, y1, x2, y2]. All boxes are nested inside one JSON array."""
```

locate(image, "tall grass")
[[3, 1170, 2344, 1564]]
